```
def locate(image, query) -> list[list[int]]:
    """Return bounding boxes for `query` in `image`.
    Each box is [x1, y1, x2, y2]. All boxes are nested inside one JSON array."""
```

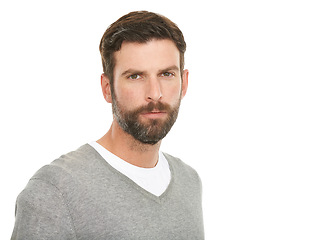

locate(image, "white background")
[[1, 0, 310, 239]]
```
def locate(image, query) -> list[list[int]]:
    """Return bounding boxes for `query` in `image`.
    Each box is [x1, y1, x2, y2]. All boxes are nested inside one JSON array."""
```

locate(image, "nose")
[[146, 77, 162, 102]]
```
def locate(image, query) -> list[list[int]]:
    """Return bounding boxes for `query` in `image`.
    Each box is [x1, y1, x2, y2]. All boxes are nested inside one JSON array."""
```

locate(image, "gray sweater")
[[11, 144, 204, 239]]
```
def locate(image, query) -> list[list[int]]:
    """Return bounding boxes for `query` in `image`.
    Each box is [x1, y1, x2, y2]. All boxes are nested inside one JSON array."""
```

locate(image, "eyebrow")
[[121, 69, 145, 77], [121, 65, 180, 77], [158, 65, 180, 74]]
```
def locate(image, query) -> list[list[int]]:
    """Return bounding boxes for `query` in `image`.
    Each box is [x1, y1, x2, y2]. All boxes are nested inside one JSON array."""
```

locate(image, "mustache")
[[132, 102, 171, 115]]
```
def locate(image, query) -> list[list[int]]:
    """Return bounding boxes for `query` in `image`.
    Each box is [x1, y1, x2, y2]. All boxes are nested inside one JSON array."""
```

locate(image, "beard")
[[112, 96, 181, 145]]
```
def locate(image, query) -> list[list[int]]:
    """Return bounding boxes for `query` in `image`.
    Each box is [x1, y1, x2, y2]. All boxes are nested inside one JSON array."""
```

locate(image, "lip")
[[140, 111, 167, 119]]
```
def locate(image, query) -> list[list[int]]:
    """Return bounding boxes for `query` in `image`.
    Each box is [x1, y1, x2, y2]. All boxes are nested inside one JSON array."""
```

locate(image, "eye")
[[160, 72, 175, 78], [128, 74, 142, 80]]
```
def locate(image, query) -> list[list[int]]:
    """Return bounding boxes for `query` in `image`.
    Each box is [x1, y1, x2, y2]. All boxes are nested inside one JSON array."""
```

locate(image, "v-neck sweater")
[[11, 144, 204, 240], [88, 141, 171, 197]]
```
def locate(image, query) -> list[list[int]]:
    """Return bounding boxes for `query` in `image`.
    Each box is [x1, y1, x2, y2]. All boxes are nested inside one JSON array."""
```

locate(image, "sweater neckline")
[[86, 144, 175, 204]]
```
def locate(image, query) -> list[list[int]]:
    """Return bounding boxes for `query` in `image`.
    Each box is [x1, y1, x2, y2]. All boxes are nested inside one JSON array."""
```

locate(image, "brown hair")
[[99, 11, 186, 92]]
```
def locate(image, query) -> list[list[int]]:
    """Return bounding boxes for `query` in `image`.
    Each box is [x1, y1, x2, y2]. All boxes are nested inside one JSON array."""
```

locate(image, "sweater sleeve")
[[11, 179, 77, 240]]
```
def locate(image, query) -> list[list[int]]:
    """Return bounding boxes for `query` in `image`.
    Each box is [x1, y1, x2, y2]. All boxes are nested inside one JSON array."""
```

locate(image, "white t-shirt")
[[88, 141, 171, 197]]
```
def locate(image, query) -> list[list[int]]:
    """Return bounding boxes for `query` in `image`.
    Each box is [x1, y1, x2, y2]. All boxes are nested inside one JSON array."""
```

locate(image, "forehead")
[[113, 39, 180, 74]]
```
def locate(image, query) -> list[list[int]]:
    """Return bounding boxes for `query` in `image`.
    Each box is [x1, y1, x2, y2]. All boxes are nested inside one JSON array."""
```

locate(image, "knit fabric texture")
[[11, 144, 204, 240]]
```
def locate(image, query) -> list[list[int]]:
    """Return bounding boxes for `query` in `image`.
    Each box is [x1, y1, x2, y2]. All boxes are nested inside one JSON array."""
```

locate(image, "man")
[[11, 11, 204, 239]]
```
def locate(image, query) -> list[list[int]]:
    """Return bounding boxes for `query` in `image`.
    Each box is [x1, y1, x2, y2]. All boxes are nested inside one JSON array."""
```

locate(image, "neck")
[[97, 120, 161, 168]]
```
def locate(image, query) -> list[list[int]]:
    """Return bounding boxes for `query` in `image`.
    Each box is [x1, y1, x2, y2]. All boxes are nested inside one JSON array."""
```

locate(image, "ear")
[[181, 69, 189, 99], [101, 73, 112, 103]]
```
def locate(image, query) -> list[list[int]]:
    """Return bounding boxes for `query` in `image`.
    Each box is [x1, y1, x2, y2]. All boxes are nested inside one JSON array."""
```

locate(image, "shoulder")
[[162, 152, 202, 186], [50, 144, 101, 170], [163, 152, 199, 174], [16, 144, 104, 212], [29, 144, 102, 190], [17, 143, 104, 202]]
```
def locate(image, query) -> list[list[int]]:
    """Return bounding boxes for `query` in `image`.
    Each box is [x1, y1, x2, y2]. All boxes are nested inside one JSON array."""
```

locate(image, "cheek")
[[163, 83, 182, 102], [114, 86, 141, 107]]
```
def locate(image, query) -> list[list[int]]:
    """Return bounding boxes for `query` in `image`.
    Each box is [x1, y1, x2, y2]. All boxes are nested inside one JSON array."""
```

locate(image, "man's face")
[[110, 39, 188, 145]]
